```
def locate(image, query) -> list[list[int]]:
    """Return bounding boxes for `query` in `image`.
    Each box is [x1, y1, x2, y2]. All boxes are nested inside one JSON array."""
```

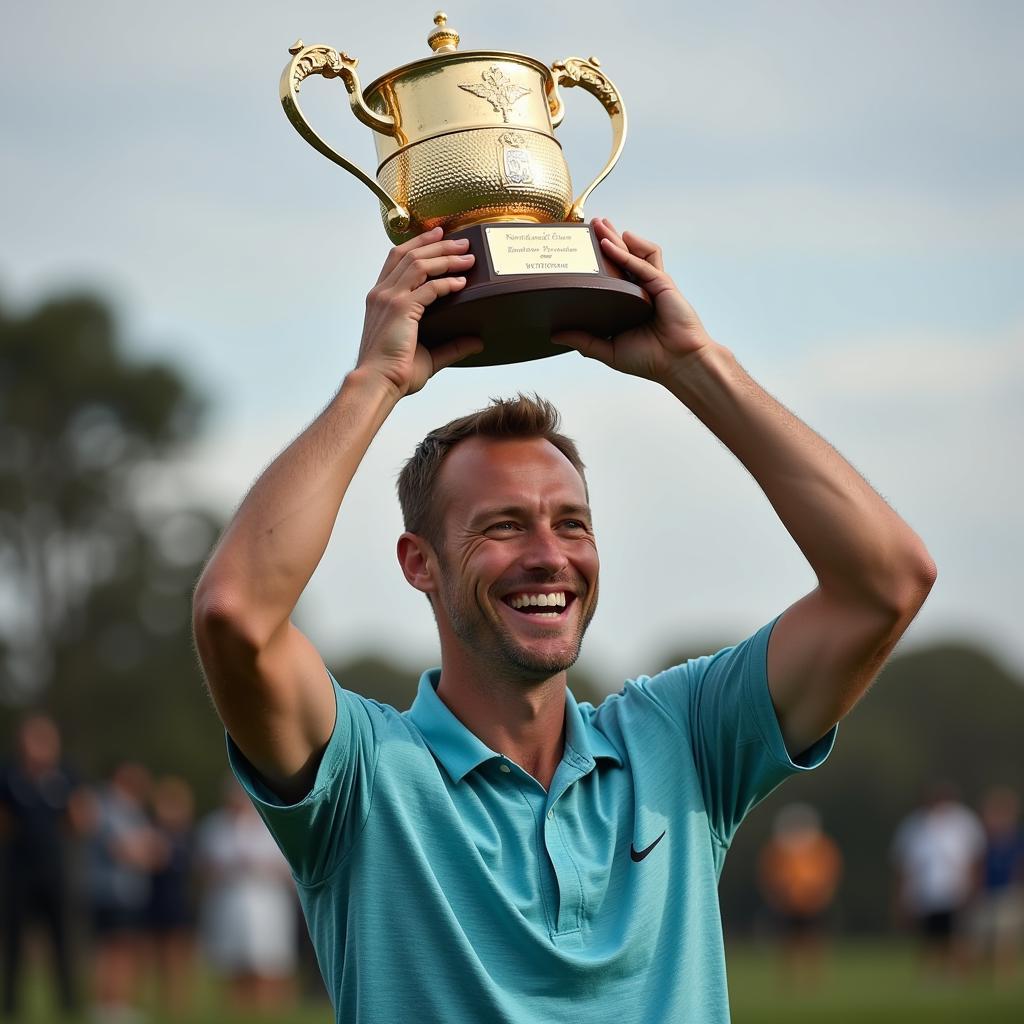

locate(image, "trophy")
[[281, 12, 651, 367]]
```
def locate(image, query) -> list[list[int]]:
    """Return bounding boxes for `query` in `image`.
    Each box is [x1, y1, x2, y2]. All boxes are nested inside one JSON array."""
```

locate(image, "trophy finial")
[[427, 11, 460, 53]]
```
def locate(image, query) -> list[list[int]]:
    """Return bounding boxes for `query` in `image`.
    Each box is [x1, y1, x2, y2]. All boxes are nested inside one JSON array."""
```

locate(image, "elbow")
[[835, 541, 937, 633], [192, 575, 268, 669], [871, 546, 937, 632], [896, 543, 938, 620], [917, 550, 938, 594]]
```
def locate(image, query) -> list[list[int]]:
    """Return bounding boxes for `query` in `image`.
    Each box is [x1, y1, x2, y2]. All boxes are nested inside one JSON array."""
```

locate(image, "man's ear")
[[397, 532, 439, 594]]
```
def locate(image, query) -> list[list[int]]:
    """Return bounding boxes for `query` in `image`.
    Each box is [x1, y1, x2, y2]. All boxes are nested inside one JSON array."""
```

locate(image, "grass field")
[[15, 942, 1024, 1022], [726, 941, 1024, 1023]]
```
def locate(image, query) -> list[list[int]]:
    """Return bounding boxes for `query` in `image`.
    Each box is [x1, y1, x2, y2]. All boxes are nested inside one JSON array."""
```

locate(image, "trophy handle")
[[280, 41, 411, 236], [549, 57, 627, 222]]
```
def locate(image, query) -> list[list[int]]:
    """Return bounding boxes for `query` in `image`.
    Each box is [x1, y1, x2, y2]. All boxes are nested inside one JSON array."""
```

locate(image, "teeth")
[[508, 592, 567, 610]]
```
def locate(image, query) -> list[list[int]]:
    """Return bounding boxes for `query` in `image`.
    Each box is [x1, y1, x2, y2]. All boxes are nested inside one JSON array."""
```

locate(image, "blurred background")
[[1, 1, 1021, 1020]]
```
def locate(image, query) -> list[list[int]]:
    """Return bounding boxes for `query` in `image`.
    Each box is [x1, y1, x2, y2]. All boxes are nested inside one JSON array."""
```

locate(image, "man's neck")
[[435, 653, 568, 791]]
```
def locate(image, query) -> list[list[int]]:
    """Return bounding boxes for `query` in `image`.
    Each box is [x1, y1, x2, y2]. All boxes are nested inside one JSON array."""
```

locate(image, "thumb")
[[429, 335, 484, 373], [552, 330, 615, 367]]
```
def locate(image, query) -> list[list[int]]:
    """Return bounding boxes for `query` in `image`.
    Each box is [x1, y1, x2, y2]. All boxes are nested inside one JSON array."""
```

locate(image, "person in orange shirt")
[[758, 803, 843, 987]]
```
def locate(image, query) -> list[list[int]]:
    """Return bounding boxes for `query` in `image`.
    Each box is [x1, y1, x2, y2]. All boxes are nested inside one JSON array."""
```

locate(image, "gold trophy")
[[281, 12, 650, 366]]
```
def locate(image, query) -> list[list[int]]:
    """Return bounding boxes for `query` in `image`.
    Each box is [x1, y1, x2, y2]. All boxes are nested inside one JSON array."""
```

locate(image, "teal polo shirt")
[[228, 618, 835, 1023]]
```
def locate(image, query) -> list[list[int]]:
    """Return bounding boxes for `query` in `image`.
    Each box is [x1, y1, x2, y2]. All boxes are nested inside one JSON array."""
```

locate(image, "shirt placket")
[[498, 750, 594, 945], [541, 750, 592, 943]]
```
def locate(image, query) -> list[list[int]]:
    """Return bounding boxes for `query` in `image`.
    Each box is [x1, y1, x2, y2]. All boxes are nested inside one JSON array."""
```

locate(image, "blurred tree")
[[0, 292, 225, 797], [329, 655, 420, 711]]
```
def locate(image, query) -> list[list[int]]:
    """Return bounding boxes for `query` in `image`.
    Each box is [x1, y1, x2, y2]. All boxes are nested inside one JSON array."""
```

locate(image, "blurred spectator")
[[757, 803, 843, 987], [891, 782, 984, 975], [86, 761, 165, 1022], [197, 778, 297, 1013], [969, 785, 1024, 980], [0, 714, 83, 1019], [146, 775, 197, 1017]]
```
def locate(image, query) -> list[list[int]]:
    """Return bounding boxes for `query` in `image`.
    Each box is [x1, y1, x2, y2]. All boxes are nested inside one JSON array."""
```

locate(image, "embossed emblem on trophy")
[[281, 12, 651, 366]]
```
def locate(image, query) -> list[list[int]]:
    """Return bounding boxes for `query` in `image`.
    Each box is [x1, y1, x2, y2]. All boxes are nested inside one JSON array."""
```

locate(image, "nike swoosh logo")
[[630, 830, 667, 862]]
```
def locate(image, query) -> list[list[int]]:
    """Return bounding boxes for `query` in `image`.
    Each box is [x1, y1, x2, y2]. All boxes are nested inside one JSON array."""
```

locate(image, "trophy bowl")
[[281, 12, 652, 366]]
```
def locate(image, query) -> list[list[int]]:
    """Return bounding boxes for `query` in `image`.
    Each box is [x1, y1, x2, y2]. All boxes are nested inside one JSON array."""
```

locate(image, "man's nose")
[[520, 527, 569, 574]]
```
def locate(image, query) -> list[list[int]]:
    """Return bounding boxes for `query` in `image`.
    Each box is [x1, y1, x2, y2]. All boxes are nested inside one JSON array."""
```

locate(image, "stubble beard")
[[439, 564, 598, 682]]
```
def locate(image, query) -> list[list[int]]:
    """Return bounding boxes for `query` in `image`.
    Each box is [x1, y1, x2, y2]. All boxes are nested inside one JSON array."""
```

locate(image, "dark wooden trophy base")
[[419, 222, 652, 368]]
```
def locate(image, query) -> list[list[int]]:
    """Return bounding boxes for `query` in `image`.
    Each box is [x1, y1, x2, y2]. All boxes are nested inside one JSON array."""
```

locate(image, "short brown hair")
[[397, 394, 587, 547]]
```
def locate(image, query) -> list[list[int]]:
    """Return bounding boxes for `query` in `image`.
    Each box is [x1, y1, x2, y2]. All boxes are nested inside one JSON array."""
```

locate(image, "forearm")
[[573, 223, 935, 746], [663, 343, 935, 609], [195, 367, 400, 643]]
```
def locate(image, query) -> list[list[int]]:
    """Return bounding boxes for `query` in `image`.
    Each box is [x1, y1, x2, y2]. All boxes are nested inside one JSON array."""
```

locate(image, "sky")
[[2, 1, 1022, 688]]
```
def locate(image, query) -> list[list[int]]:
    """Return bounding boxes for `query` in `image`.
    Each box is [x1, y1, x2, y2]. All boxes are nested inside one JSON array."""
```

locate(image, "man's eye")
[[562, 520, 588, 531], [489, 521, 518, 532]]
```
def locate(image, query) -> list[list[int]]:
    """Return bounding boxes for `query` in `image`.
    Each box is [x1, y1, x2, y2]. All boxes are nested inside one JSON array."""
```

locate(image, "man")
[[193, 219, 936, 1022], [85, 762, 164, 1021], [892, 782, 984, 975], [758, 803, 843, 988], [0, 716, 82, 1019]]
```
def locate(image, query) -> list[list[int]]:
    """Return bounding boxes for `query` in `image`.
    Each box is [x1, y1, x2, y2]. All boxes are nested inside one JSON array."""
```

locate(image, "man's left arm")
[[556, 219, 937, 758]]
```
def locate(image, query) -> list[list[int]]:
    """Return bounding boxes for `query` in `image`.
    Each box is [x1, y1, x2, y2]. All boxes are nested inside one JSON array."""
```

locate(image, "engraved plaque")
[[485, 226, 600, 276]]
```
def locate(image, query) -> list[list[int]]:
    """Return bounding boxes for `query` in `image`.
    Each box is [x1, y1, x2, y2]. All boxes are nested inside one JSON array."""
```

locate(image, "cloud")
[[795, 323, 1024, 402], [611, 184, 1024, 257]]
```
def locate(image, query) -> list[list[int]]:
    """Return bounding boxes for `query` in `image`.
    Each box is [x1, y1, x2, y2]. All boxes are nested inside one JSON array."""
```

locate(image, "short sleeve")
[[636, 618, 836, 847], [227, 672, 386, 885]]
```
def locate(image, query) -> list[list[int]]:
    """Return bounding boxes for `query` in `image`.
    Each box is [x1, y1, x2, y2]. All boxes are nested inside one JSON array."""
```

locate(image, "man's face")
[[429, 436, 600, 681]]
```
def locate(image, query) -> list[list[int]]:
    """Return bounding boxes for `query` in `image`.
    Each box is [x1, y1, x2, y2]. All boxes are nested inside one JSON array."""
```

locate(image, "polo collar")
[[564, 685, 623, 769], [407, 669, 623, 784]]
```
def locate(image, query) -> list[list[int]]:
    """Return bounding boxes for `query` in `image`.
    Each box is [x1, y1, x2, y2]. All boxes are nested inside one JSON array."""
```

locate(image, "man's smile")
[[501, 590, 577, 619]]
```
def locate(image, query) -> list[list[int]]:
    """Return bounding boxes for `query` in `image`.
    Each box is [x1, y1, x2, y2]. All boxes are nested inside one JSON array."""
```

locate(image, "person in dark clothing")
[[0, 715, 84, 1018], [146, 775, 197, 1017], [86, 761, 163, 1021], [971, 786, 1024, 979]]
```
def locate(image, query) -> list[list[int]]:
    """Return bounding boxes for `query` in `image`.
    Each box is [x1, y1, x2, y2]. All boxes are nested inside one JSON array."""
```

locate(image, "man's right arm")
[[192, 228, 479, 803]]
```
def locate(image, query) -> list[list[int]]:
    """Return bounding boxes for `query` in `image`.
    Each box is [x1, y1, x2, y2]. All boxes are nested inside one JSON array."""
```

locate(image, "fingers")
[[396, 251, 474, 291], [409, 274, 469, 306], [376, 226, 444, 283], [370, 232, 475, 311], [621, 231, 664, 272], [593, 217, 665, 273], [377, 228, 473, 285], [592, 216, 626, 250], [598, 236, 664, 285]]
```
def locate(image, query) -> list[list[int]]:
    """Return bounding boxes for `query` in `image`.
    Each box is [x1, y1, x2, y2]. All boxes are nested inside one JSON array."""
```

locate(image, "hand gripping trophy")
[[280, 12, 651, 366]]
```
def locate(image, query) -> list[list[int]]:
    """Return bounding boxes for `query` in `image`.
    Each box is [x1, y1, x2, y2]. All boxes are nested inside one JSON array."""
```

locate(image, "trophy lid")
[[362, 13, 552, 102], [427, 11, 460, 54]]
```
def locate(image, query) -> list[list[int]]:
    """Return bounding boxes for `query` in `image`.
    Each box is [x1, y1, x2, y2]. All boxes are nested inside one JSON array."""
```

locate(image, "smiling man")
[[193, 219, 936, 1022]]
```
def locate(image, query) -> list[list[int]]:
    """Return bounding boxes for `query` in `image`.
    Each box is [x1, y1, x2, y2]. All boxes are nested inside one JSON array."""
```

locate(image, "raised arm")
[[192, 228, 480, 801], [555, 218, 936, 757]]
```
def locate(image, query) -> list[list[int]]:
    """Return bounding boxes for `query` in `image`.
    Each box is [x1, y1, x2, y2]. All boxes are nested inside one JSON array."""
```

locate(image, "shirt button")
[[547, 810, 554, 820], [499, 764, 511, 774]]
